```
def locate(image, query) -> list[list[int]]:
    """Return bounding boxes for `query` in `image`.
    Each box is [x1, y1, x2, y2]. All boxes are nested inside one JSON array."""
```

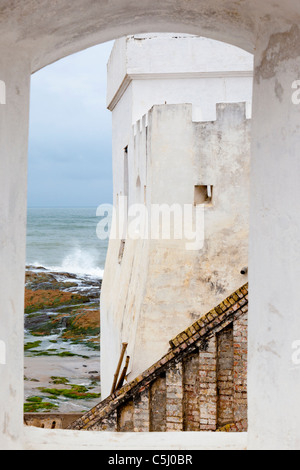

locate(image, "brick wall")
[[67, 284, 248, 433], [150, 375, 166, 432], [233, 314, 248, 429], [118, 399, 134, 432], [217, 325, 234, 427], [134, 387, 150, 432], [183, 351, 200, 431], [166, 363, 183, 432], [199, 336, 218, 431]]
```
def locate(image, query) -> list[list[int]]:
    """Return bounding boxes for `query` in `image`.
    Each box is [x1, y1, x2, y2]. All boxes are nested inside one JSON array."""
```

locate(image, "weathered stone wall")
[[183, 351, 200, 431], [166, 363, 184, 432], [217, 325, 234, 427], [233, 315, 248, 426], [150, 375, 166, 432], [29, 302, 248, 435], [24, 414, 82, 430], [199, 336, 218, 431], [101, 101, 251, 398], [134, 388, 150, 432], [118, 400, 134, 432], [70, 285, 248, 433]]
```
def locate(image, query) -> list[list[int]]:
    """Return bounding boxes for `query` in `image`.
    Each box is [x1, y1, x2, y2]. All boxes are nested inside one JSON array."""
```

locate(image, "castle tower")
[[101, 34, 253, 398]]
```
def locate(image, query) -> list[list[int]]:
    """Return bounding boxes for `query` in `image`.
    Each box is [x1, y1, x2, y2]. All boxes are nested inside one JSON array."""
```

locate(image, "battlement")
[[133, 112, 148, 136], [132, 101, 251, 139]]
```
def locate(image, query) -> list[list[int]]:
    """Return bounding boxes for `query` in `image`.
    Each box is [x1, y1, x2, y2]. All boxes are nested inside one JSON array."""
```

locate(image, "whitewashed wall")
[[0, 0, 299, 452], [102, 40, 253, 399], [101, 35, 253, 398]]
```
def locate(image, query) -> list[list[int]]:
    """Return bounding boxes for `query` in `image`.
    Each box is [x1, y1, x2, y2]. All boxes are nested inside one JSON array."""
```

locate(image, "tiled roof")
[[69, 283, 248, 430]]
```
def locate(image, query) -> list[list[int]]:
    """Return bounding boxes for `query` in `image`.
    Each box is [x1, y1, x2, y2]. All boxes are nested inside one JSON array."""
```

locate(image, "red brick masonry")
[[69, 284, 248, 432]]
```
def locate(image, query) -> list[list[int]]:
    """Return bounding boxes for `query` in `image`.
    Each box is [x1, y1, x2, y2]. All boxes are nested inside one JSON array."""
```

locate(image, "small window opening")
[[118, 239, 126, 264], [124, 146, 129, 199], [124, 146, 129, 220], [136, 176, 141, 202], [194, 185, 213, 206]]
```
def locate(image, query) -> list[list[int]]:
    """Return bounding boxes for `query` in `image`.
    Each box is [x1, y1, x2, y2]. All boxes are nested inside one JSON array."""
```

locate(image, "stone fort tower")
[[100, 34, 253, 399]]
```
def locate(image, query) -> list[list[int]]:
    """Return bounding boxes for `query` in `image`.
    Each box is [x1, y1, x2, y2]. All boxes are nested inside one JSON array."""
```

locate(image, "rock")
[[25, 289, 91, 314]]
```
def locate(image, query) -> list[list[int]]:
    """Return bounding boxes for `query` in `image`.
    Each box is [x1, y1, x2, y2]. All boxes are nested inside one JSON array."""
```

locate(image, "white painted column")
[[0, 48, 31, 449], [249, 23, 300, 450]]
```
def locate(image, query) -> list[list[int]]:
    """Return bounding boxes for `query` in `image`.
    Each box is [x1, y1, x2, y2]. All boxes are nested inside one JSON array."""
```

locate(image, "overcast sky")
[[27, 41, 114, 208]]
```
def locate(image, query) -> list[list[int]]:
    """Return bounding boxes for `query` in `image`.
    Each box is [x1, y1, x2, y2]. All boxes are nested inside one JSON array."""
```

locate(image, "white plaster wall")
[[2, 0, 298, 73], [107, 34, 253, 110], [100, 107, 151, 391], [126, 34, 253, 74], [0, 48, 31, 450], [248, 21, 300, 450], [110, 82, 134, 205], [106, 37, 128, 108], [135, 103, 250, 376], [131, 76, 253, 123], [101, 35, 252, 397], [107, 35, 253, 124], [0, 0, 299, 451], [23, 427, 247, 450], [101, 101, 250, 396]]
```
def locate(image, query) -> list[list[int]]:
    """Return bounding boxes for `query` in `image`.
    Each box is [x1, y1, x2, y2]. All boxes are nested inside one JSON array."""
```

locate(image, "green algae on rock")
[[24, 397, 58, 413], [39, 384, 101, 400], [24, 268, 101, 413]]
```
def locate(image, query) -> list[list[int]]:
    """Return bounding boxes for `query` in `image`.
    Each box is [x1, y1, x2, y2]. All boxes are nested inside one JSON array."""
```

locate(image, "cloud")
[[28, 41, 114, 208]]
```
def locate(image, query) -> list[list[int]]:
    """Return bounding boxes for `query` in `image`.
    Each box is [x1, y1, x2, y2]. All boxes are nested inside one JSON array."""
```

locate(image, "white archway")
[[1, 0, 300, 450]]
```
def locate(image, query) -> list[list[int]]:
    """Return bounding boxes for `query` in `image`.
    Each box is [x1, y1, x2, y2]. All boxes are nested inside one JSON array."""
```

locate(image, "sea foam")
[[31, 248, 104, 279]]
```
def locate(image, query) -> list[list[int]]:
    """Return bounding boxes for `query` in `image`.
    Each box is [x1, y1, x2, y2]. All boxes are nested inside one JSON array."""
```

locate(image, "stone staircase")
[[69, 283, 248, 432]]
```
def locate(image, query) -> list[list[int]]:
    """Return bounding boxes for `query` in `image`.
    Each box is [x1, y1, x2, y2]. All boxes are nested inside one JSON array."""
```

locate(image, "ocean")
[[24, 207, 108, 413], [26, 207, 109, 278]]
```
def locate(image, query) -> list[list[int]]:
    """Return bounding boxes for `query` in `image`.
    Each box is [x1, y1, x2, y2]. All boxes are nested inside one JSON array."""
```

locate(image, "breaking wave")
[[30, 248, 104, 279]]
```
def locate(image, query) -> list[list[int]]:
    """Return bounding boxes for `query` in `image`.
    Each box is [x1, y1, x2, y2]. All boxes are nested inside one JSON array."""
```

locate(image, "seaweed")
[[39, 385, 101, 400]]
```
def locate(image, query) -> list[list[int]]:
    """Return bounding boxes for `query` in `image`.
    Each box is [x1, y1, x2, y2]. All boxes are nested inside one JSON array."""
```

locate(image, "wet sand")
[[24, 355, 101, 413]]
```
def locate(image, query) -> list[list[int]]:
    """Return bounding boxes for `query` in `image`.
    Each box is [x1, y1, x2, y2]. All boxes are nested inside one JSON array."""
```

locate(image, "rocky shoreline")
[[24, 266, 101, 414]]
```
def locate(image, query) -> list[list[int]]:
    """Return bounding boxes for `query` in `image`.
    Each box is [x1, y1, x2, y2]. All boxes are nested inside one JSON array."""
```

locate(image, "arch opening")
[[24, 31, 253, 437]]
